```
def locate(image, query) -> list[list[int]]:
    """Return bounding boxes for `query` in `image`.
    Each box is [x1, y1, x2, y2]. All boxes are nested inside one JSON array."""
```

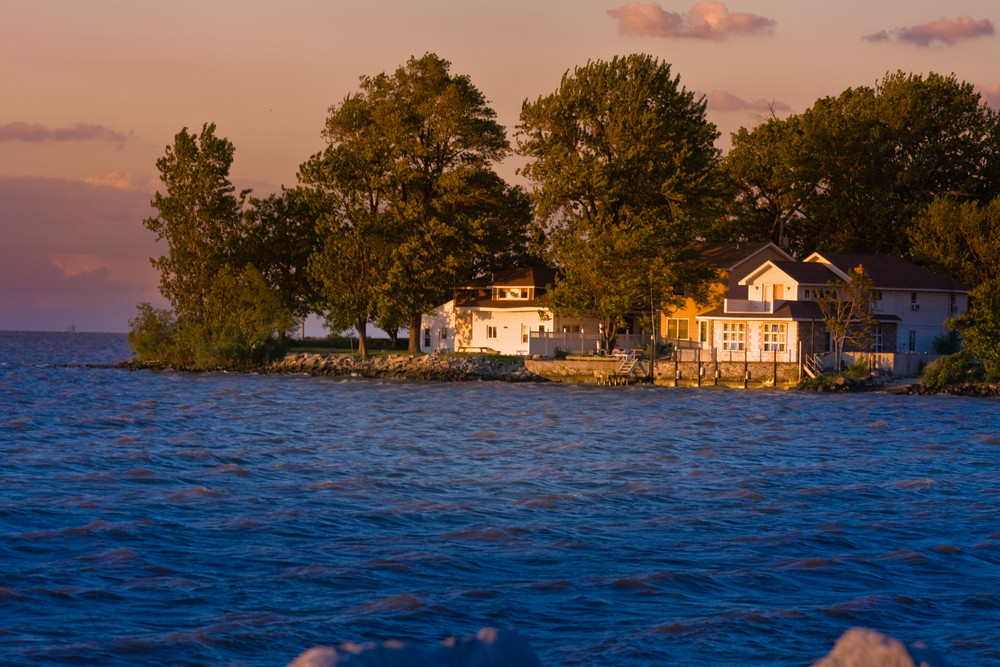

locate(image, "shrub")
[[932, 329, 962, 355], [128, 303, 179, 364], [921, 351, 983, 390]]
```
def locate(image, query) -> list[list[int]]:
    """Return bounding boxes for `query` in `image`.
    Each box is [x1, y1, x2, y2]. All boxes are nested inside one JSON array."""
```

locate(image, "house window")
[[762, 323, 786, 352], [487, 326, 498, 339], [908, 330, 916, 353], [496, 287, 528, 299], [950, 293, 957, 313], [665, 318, 689, 339], [873, 325, 883, 353], [911, 292, 919, 310], [440, 328, 448, 341], [699, 320, 709, 344], [872, 291, 884, 311], [562, 324, 580, 333], [423, 328, 431, 348], [722, 322, 745, 351]]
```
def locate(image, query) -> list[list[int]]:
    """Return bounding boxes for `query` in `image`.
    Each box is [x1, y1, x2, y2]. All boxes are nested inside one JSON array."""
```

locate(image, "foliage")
[[133, 124, 292, 368], [921, 351, 983, 390], [954, 277, 1000, 381], [517, 54, 721, 350], [910, 194, 1000, 288], [716, 115, 814, 254], [144, 123, 248, 321], [301, 53, 529, 355], [127, 303, 179, 364], [239, 189, 319, 338], [932, 329, 962, 355], [721, 71, 1000, 256], [815, 266, 878, 371]]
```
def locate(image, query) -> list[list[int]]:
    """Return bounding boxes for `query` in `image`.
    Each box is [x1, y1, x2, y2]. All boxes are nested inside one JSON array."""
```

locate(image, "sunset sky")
[[2, 0, 997, 333]]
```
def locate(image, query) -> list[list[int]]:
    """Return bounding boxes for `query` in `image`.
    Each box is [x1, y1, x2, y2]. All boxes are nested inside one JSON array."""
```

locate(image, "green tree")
[[240, 189, 319, 342], [144, 123, 248, 321], [133, 123, 292, 367], [517, 54, 720, 347], [955, 277, 1000, 381], [910, 194, 1000, 288], [816, 266, 878, 371], [722, 71, 1000, 256], [303, 53, 525, 353], [719, 115, 814, 254]]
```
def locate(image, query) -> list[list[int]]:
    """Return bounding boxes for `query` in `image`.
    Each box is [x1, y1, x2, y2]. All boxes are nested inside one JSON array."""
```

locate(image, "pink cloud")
[[707, 90, 790, 113], [608, 1, 775, 40], [84, 171, 157, 191], [864, 16, 995, 46], [0, 122, 131, 146], [978, 83, 1000, 110], [0, 176, 162, 332]]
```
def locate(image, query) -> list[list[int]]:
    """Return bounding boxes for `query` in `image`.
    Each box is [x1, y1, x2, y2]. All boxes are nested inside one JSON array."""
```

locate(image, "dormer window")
[[495, 287, 529, 300]]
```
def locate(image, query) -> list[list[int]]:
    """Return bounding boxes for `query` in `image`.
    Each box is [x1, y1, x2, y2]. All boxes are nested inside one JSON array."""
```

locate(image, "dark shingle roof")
[[699, 300, 825, 321], [766, 261, 840, 285], [460, 266, 557, 289], [698, 242, 787, 270], [811, 253, 967, 292]]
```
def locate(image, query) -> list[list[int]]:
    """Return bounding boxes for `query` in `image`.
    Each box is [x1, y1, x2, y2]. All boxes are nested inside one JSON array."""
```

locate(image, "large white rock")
[[813, 627, 950, 667]]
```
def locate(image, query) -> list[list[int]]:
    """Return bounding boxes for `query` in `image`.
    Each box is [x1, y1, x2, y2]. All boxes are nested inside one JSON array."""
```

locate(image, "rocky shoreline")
[[265, 352, 546, 382]]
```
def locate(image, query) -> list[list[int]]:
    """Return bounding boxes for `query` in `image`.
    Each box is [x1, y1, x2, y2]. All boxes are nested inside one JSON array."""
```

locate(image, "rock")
[[286, 627, 542, 667], [813, 627, 950, 667]]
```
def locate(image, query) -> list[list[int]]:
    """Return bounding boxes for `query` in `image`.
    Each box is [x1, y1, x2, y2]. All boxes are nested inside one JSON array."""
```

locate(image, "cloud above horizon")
[[608, 1, 774, 40], [0, 176, 162, 332], [863, 15, 995, 46], [706, 90, 791, 113], [0, 122, 131, 147]]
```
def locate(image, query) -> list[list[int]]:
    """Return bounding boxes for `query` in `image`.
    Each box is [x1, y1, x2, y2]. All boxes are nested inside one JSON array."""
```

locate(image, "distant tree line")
[[129, 53, 1000, 374]]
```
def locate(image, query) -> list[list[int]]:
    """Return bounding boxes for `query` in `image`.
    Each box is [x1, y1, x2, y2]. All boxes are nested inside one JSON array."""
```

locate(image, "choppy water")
[[2, 331, 999, 666]]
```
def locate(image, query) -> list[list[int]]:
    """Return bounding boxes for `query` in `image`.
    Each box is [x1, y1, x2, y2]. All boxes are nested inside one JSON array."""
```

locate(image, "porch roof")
[[698, 300, 825, 321]]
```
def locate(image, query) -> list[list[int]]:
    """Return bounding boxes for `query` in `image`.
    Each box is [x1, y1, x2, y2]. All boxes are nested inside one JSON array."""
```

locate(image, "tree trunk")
[[408, 312, 422, 354], [355, 316, 369, 360]]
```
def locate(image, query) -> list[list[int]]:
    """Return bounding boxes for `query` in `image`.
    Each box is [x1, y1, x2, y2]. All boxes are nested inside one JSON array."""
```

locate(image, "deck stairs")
[[615, 350, 638, 375], [804, 354, 825, 379]]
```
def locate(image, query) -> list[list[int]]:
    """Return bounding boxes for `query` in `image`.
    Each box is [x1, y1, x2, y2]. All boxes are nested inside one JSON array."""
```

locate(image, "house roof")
[[459, 266, 557, 290], [739, 260, 840, 286], [807, 253, 968, 292], [699, 300, 826, 321], [698, 241, 792, 271]]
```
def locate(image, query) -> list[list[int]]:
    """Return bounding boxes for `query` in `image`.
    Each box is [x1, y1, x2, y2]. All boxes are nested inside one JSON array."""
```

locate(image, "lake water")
[[2, 331, 999, 666]]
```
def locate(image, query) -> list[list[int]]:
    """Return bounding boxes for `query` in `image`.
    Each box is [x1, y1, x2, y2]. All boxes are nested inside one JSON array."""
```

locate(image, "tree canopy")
[[301, 53, 531, 355], [722, 71, 1000, 257], [517, 54, 720, 348], [132, 123, 293, 368]]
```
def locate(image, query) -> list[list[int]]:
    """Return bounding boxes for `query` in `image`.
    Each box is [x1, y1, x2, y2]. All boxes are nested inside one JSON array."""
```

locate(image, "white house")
[[697, 252, 968, 364], [420, 267, 602, 356]]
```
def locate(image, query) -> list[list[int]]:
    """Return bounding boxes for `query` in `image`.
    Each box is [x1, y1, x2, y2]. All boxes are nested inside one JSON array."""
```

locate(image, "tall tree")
[[240, 188, 318, 342], [302, 53, 524, 353], [134, 123, 292, 368], [720, 115, 815, 255], [722, 71, 1000, 256], [517, 54, 720, 348], [144, 123, 247, 322]]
